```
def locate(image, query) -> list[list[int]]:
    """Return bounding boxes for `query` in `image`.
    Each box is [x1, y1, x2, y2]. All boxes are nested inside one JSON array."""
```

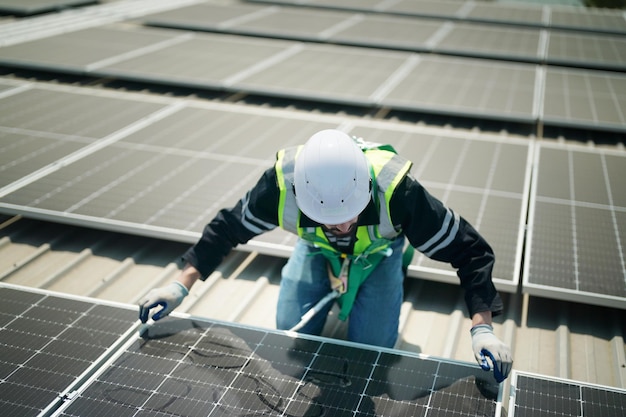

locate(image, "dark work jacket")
[[183, 163, 503, 318]]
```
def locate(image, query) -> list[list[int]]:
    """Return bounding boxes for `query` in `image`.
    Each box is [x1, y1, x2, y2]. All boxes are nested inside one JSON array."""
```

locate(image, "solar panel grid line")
[[541, 5, 551, 26], [318, 13, 365, 40], [223, 42, 305, 87], [537, 29, 549, 62], [3, 79, 527, 290], [0, 0, 97, 16], [455, 0, 476, 19], [473, 142, 503, 231], [85, 32, 194, 72], [0, 0, 206, 47], [509, 370, 626, 417], [112, 141, 270, 167], [3, 23, 623, 130], [566, 150, 582, 292], [182, 162, 269, 233], [50, 314, 503, 417], [0, 283, 140, 417], [542, 68, 626, 132], [413, 139, 472, 271], [423, 21, 455, 50], [599, 154, 626, 283], [218, 5, 282, 30], [0, 83, 33, 100], [368, 53, 421, 103], [245, 0, 626, 35], [523, 142, 626, 309], [0, 101, 186, 200]]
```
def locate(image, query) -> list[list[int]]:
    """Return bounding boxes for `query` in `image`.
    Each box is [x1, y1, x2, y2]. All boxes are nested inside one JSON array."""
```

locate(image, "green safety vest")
[[275, 139, 412, 320]]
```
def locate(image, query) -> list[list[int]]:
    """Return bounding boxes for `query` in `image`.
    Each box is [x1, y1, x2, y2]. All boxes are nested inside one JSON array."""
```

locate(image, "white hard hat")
[[294, 129, 371, 225]]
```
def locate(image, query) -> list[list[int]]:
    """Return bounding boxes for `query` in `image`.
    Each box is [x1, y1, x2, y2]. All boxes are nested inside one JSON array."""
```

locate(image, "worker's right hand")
[[471, 324, 512, 383], [138, 282, 189, 323]]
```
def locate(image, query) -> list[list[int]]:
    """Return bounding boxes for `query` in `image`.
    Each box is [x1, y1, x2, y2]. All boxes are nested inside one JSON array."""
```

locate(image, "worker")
[[139, 129, 512, 382]]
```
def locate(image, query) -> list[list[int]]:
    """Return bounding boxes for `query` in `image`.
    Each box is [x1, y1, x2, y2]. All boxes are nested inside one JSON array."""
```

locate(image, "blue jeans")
[[276, 237, 405, 348]]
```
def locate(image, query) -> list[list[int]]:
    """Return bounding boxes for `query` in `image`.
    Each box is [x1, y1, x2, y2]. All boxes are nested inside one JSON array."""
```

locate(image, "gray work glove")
[[471, 324, 513, 383], [138, 282, 188, 323]]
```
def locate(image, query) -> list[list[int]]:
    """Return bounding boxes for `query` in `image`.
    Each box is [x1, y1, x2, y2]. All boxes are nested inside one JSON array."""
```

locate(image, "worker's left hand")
[[470, 324, 512, 383], [138, 282, 188, 323]]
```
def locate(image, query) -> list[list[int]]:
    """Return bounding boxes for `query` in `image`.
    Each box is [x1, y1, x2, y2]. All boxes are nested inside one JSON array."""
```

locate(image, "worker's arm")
[[392, 175, 512, 381], [138, 167, 280, 323]]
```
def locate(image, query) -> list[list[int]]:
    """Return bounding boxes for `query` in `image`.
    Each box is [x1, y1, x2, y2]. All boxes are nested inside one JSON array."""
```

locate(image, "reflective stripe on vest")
[[276, 144, 412, 256]]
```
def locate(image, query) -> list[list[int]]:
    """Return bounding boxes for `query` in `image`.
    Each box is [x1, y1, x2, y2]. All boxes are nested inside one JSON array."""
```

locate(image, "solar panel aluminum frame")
[[0, 282, 141, 417], [508, 370, 626, 417], [50, 311, 505, 417]]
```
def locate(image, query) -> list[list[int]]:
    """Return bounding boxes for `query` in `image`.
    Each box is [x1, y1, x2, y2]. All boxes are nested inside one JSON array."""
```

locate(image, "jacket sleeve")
[[182, 167, 280, 279], [391, 174, 503, 317]]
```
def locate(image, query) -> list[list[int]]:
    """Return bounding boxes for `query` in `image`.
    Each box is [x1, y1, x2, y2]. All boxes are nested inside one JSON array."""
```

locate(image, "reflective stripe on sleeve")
[[240, 192, 276, 234], [416, 208, 460, 257]]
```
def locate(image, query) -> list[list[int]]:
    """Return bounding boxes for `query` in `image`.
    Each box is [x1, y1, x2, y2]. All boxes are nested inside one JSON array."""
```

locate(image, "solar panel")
[[550, 6, 626, 35], [230, 42, 409, 105], [462, 2, 546, 27], [144, 3, 353, 41], [0, 284, 138, 417], [509, 371, 626, 417], [245, 0, 626, 35], [546, 31, 626, 71], [0, 26, 185, 71], [0, 84, 171, 196], [0, 0, 96, 16], [542, 67, 626, 133], [142, 3, 444, 51], [142, 3, 545, 64], [524, 142, 626, 309], [53, 315, 504, 417], [0, 82, 529, 293], [379, 55, 537, 123], [1, 23, 623, 130], [327, 14, 442, 50], [433, 23, 541, 62]]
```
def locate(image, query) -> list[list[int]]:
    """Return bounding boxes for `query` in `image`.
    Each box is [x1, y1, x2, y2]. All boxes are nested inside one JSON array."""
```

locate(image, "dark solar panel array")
[[510, 371, 626, 417], [54, 315, 503, 417], [0, 284, 138, 417], [0, 285, 503, 417]]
